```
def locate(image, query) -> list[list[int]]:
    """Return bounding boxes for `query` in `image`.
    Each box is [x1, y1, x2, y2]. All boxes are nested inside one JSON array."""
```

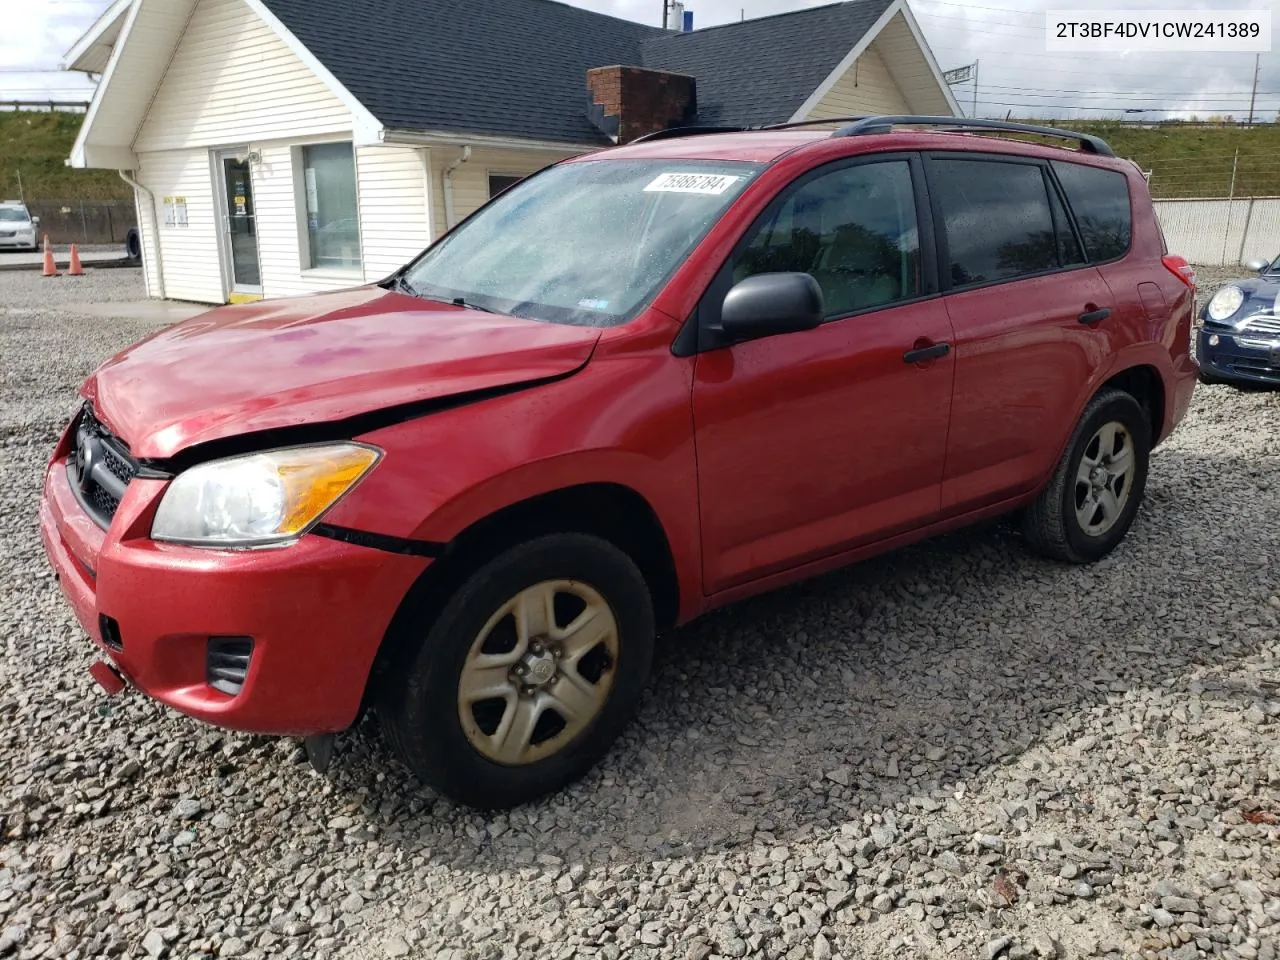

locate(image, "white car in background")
[[0, 202, 39, 251]]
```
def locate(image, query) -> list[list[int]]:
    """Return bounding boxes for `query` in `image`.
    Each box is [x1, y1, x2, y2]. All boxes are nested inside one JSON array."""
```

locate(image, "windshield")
[[402, 159, 763, 326], [0, 208, 30, 222]]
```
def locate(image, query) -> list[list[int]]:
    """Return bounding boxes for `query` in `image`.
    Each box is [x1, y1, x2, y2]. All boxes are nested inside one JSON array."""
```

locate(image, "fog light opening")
[[206, 637, 254, 696], [1208, 334, 1220, 347]]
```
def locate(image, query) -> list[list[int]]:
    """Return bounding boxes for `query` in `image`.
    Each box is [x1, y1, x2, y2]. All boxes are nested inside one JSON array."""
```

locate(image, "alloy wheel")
[[457, 580, 619, 766], [1074, 420, 1135, 537]]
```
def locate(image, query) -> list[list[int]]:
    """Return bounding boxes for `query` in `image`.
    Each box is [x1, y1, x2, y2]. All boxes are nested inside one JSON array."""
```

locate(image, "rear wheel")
[[379, 533, 654, 808], [1022, 388, 1150, 564]]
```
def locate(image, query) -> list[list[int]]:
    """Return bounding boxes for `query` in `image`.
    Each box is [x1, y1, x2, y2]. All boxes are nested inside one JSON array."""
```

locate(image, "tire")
[[379, 533, 655, 809], [1022, 388, 1150, 564]]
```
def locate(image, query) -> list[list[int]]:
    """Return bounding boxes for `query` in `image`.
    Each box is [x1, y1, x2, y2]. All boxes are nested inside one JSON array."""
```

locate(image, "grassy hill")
[[0, 111, 132, 202], [2, 108, 1279, 203], [1014, 119, 1280, 199]]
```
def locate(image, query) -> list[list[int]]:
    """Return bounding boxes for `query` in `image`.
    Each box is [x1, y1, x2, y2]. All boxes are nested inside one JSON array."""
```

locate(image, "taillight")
[[1162, 254, 1196, 290]]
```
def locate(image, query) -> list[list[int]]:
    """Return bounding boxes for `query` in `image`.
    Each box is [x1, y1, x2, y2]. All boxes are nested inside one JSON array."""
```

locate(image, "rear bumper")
[[1196, 328, 1280, 386], [39, 455, 429, 735]]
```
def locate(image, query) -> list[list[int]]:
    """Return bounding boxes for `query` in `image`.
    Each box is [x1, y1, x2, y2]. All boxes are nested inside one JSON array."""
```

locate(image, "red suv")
[[40, 117, 1197, 808]]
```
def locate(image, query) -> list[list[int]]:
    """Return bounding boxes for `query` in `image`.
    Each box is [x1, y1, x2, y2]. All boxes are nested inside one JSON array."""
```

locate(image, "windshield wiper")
[[449, 296, 501, 315], [389, 273, 420, 297]]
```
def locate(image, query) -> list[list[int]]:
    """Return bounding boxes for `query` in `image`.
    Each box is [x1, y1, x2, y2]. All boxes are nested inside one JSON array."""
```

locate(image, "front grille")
[[207, 638, 254, 696], [1240, 314, 1280, 335], [68, 410, 138, 528], [1227, 359, 1280, 382]]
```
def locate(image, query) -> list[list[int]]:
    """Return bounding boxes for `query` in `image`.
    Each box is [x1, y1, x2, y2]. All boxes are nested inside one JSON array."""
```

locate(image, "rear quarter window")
[[1051, 161, 1132, 262]]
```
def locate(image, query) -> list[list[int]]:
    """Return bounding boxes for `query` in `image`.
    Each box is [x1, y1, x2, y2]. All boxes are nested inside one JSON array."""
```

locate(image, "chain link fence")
[[23, 199, 136, 246]]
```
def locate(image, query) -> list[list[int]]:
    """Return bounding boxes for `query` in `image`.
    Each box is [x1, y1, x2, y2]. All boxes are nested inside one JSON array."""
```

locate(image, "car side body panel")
[[320, 322, 708, 623]]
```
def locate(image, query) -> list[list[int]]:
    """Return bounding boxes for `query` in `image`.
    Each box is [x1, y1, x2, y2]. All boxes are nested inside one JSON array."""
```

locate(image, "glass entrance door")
[[216, 150, 261, 297]]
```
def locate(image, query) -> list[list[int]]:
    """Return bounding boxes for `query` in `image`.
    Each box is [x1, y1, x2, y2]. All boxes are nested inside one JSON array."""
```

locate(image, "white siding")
[[132, 182, 162, 299], [807, 46, 911, 122], [82, 0, 196, 161], [134, 0, 352, 153], [428, 146, 574, 237], [357, 145, 433, 280], [135, 149, 224, 303], [135, 138, 435, 304], [248, 141, 356, 299], [870, 14, 955, 115]]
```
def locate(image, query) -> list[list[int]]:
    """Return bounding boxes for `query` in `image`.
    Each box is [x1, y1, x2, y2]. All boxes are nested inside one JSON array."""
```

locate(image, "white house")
[[64, 0, 959, 305]]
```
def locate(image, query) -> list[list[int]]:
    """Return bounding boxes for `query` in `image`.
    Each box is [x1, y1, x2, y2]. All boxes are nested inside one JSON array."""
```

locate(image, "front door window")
[[220, 155, 261, 289]]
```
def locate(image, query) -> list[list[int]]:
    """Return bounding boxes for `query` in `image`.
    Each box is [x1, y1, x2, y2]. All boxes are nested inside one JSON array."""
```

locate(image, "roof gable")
[[258, 0, 914, 144], [68, 0, 956, 167], [642, 0, 894, 127]]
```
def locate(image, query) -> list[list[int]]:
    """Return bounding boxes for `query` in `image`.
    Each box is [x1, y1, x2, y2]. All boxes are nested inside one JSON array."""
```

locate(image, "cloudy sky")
[[1, 0, 1276, 121]]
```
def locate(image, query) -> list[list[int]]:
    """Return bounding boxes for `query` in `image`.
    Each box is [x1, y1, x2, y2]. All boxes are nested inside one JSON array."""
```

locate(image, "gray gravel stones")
[[2, 267, 1280, 958]]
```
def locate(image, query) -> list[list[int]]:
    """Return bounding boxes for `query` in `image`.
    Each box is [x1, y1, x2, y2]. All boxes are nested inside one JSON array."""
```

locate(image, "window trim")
[[1048, 158, 1134, 267], [923, 151, 1097, 296], [1043, 164, 1087, 269], [684, 151, 940, 356], [292, 139, 364, 274]]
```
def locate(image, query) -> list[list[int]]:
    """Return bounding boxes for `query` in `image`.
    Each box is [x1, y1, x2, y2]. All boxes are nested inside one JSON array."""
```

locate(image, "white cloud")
[[0, 0, 111, 70]]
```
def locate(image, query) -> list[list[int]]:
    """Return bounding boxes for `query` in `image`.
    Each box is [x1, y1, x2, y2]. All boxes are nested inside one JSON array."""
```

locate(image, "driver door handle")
[[903, 341, 951, 364], [1078, 307, 1112, 325]]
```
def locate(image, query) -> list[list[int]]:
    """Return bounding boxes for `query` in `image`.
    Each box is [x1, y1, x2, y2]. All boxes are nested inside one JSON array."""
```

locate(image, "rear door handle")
[[1078, 307, 1112, 325], [903, 342, 951, 364]]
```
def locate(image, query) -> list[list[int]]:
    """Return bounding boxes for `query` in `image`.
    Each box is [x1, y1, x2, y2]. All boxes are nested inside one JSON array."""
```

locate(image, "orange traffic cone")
[[68, 244, 84, 276], [41, 235, 58, 278]]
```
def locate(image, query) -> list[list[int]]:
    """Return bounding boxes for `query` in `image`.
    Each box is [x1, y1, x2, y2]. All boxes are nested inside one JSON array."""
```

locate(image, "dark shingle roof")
[[259, 0, 896, 144], [643, 1, 894, 126]]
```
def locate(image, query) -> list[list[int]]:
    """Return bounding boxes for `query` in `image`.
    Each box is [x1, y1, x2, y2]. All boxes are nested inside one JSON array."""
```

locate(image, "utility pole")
[[1221, 147, 1239, 267], [1247, 53, 1260, 127], [971, 60, 980, 119], [15, 167, 22, 203]]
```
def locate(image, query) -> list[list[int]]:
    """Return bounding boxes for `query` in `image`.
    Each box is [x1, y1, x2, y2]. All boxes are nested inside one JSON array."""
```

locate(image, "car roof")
[[567, 125, 1131, 173]]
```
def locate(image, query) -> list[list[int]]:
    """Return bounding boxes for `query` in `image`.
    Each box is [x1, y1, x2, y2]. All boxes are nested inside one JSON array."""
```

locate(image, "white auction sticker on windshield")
[[644, 172, 742, 195]]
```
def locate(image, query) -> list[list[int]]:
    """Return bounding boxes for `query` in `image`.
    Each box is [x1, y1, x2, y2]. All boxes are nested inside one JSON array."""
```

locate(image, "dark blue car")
[[1197, 256, 1280, 387]]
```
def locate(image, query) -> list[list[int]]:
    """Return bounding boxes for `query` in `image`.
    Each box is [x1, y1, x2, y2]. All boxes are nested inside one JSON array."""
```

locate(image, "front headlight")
[[151, 443, 380, 547], [1206, 285, 1245, 322]]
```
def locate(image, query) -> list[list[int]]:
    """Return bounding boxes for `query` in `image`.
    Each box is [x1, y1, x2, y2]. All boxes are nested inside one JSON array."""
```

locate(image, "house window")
[[301, 142, 361, 270], [488, 174, 524, 199]]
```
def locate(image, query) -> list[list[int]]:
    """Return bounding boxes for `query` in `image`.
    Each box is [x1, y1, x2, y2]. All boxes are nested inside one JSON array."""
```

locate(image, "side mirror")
[[719, 272, 824, 343], [1245, 258, 1269, 273], [30, 216, 39, 226]]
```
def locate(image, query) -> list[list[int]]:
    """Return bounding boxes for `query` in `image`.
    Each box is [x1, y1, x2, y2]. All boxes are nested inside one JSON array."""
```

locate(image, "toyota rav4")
[[40, 117, 1197, 808]]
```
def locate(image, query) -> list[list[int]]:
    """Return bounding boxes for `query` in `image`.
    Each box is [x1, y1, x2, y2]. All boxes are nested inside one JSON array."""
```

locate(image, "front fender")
[[320, 350, 704, 620]]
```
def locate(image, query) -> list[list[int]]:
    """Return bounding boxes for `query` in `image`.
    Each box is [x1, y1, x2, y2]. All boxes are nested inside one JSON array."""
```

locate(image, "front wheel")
[[1022, 388, 1151, 564], [379, 533, 655, 808]]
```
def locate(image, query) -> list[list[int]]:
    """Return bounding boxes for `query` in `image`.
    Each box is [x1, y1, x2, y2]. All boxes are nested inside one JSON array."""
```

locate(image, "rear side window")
[[1052, 161, 1132, 262], [929, 159, 1060, 287]]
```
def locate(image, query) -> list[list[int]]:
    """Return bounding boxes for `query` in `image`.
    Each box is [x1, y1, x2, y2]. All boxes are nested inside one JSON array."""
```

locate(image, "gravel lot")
[[2, 267, 1279, 960]]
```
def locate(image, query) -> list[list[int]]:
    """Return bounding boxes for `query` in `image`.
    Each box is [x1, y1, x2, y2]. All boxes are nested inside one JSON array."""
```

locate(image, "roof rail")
[[629, 125, 747, 144], [759, 116, 872, 131], [830, 115, 1115, 157]]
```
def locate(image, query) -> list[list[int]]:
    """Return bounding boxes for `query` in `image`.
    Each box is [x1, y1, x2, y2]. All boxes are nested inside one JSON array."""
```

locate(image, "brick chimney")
[[586, 66, 697, 144]]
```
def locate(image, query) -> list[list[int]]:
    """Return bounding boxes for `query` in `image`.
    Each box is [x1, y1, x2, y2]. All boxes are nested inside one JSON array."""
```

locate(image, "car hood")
[[82, 286, 602, 460]]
